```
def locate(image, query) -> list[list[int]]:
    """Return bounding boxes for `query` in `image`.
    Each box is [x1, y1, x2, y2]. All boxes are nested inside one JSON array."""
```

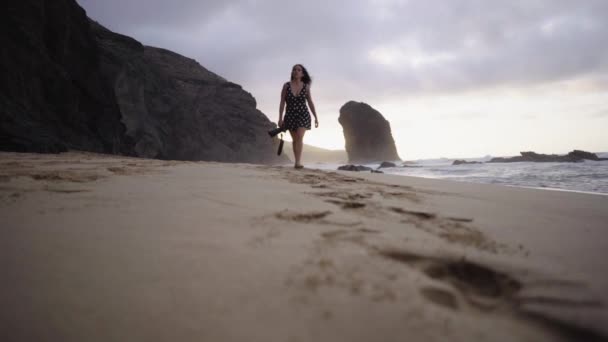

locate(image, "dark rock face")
[[488, 150, 608, 163], [92, 21, 284, 163], [566, 150, 607, 161], [453, 160, 482, 165], [1, 0, 131, 154], [338, 164, 372, 172], [1, 0, 286, 164], [338, 101, 400, 163]]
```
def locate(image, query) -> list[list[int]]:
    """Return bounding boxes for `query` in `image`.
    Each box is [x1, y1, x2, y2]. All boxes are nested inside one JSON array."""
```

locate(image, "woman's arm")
[[306, 84, 319, 128], [278, 83, 287, 126]]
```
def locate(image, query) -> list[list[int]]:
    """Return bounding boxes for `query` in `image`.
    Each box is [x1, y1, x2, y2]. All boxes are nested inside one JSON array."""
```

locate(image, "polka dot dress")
[[283, 82, 311, 131]]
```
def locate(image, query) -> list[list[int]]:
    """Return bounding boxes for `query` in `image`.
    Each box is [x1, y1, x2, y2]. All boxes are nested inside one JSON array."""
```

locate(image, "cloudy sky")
[[77, 0, 608, 159]]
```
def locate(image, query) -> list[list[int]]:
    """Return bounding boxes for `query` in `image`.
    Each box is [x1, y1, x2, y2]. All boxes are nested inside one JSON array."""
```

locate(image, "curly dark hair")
[[291, 64, 312, 85]]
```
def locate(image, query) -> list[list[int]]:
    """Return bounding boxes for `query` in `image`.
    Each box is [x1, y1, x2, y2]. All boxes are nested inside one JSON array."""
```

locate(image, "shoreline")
[[307, 161, 608, 196], [508, 185, 608, 196], [2, 151, 607, 341]]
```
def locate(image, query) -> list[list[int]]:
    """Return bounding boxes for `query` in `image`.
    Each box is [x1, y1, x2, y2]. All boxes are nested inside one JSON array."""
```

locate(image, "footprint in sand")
[[273, 210, 362, 228], [29, 171, 104, 183], [252, 211, 335, 247], [107, 166, 160, 176], [0, 192, 22, 205], [367, 186, 421, 203], [389, 207, 437, 220], [446, 217, 474, 223], [378, 249, 521, 311], [311, 184, 329, 189], [324, 200, 366, 210], [275, 210, 332, 223], [378, 249, 607, 340], [45, 188, 91, 193], [420, 286, 459, 310], [312, 191, 373, 201], [282, 169, 365, 188], [388, 207, 502, 252], [320, 228, 380, 240]]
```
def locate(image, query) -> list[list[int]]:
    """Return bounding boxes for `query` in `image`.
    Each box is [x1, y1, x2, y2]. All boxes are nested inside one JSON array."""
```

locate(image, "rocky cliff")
[[1, 0, 285, 164], [338, 101, 400, 163], [1, 0, 130, 154], [91, 21, 284, 163]]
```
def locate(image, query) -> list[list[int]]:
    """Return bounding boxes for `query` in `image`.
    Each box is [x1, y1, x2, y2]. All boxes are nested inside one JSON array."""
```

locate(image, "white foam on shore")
[[312, 160, 608, 195], [512, 185, 608, 196]]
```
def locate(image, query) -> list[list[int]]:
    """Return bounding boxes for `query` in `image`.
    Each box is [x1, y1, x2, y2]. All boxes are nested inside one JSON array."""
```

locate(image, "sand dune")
[[1, 151, 607, 342]]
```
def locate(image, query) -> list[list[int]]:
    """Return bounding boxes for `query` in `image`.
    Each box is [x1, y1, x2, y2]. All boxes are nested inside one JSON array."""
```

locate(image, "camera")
[[268, 126, 287, 138]]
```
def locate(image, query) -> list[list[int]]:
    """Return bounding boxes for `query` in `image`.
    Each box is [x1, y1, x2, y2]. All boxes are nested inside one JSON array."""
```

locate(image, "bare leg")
[[289, 130, 296, 162], [294, 128, 306, 167]]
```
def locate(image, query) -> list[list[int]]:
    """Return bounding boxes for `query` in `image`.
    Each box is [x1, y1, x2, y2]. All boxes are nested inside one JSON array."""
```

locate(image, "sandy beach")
[[1, 151, 607, 342]]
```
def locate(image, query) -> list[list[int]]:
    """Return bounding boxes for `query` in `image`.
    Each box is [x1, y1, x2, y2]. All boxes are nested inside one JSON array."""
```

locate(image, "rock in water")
[[453, 160, 482, 165], [337, 164, 373, 172], [488, 150, 608, 163], [378, 161, 397, 168], [338, 101, 401, 163]]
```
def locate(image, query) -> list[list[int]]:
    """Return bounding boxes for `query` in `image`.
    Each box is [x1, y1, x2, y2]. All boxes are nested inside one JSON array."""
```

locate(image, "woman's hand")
[[314, 118, 319, 128], [278, 119, 283, 128]]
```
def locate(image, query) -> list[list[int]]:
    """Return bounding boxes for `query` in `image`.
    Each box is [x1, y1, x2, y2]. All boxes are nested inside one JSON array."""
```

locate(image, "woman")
[[278, 64, 319, 169]]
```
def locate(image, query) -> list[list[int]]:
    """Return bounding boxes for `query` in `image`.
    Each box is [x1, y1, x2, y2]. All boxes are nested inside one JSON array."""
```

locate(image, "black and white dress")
[[283, 82, 311, 131]]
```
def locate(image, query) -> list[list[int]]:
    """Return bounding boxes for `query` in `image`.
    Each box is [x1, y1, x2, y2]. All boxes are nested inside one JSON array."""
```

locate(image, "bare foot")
[[295, 164, 304, 169]]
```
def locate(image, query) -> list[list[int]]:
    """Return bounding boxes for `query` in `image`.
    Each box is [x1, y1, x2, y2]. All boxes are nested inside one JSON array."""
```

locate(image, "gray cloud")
[[592, 109, 608, 118], [434, 111, 488, 120], [78, 0, 230, 31], [77, 0, 608, 102]]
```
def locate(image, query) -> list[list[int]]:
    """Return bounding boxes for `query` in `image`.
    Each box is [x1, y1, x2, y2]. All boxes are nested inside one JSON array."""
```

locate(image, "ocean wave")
[[317, 159, 608, 194]]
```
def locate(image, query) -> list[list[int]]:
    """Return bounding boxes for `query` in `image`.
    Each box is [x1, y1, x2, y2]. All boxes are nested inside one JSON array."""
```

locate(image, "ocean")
[[311, 152, 608, 195]]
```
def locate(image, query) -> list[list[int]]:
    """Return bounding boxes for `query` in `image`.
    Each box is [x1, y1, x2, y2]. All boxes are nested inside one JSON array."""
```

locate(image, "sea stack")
[[338, 101, 401, 163]]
